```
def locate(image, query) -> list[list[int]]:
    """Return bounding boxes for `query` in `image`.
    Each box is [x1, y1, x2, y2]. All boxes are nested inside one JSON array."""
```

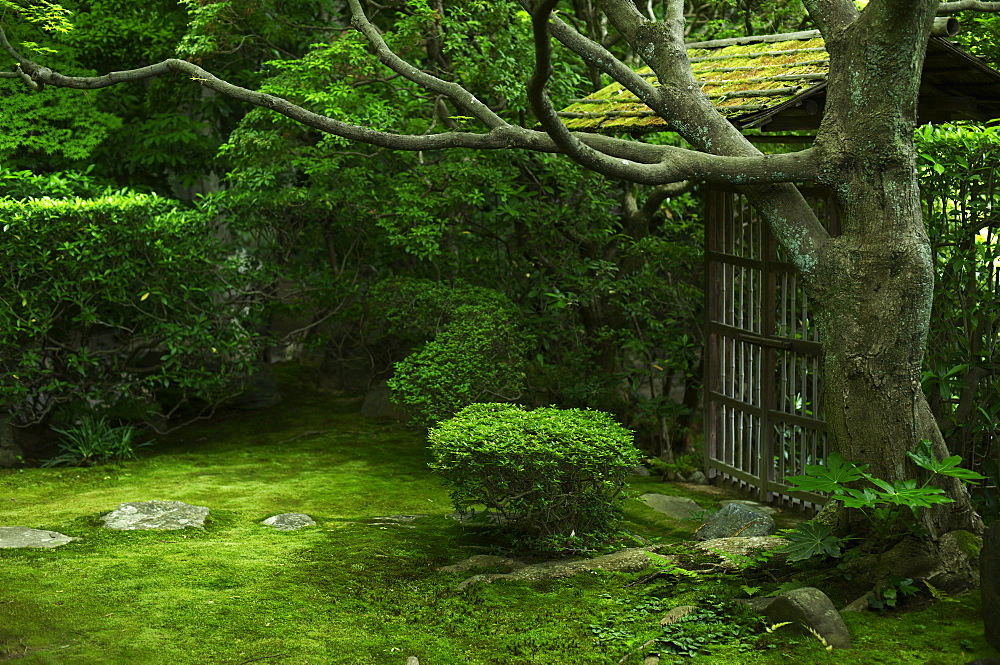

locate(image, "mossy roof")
[[559, 30, 1000, 134]]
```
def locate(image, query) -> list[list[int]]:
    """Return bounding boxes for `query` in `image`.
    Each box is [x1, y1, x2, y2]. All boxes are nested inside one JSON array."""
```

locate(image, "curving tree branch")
[[938, 0, 1000, 11], [0, 12, 820, 187]]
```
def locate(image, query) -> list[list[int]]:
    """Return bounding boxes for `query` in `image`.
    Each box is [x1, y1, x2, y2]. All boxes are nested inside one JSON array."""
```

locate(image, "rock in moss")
[[102, 500, 209, 530]]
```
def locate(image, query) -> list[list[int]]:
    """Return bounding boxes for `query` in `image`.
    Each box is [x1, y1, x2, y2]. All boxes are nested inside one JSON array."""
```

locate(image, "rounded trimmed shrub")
[[428, 403, 640, 551]]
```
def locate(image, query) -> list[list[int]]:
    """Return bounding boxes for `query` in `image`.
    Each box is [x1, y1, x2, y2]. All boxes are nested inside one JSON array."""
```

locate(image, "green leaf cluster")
[[780, 442, 985, 562], [428, 402, 639, 551], [0, 192, 264, 425]]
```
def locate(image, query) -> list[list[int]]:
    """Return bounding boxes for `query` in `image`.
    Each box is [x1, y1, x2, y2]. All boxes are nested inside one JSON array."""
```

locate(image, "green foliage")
[[428, 402, 639, 551], [370, 278, 531, 425], [867, 574, 919, 614], [780, 443, 985, 562], [42, 415, 148, 467], [915, 123, 1000, 486], [655, 601, 760, 657], [779, 522, 845, 563], [0, 192, 263, 425]]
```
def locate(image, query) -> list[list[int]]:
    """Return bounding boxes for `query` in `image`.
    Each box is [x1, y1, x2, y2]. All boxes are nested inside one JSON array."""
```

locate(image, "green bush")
[[0, 193, 264, 427], [369, 278, 531, 425], [428, 402, 640, 551]]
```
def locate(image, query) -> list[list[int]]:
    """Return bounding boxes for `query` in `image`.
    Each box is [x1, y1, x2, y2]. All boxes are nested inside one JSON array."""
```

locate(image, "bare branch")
[[800, 0, 859, 35], [347, 0, 506, 129], [535, 5, 661, 109], [938, 0, 1000, 10], [526, 0, 821, 185]]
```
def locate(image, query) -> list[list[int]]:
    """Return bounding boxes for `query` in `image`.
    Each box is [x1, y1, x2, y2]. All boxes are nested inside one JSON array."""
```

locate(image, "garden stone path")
[[261, 513, 316, 530], [640, 493, 702, 520], [101, 500, 209, 530], [440, 547, 672, 591], [0, 526, 78, 548]]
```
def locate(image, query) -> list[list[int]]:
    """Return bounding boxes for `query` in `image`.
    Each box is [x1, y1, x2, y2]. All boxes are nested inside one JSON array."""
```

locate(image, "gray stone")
[[261, 513, 316, 531], [0, 526, 78, 548], [640, 493, 703, 520], [694, 502, 776, 540], [749, 586, 851, 649], [719, 499, 779, 515], [982, 521, 1000, 651], [630, 464, 651, 476], [660, 605, 697, 626], [686, 470, 708, 485], [437, 555, 526, 574], [694, 536, 788, 569], [405, 657, 420, 665], [373, 514, 426, 523], [101, 500, 209, 530], [453, 547, 669, 590]]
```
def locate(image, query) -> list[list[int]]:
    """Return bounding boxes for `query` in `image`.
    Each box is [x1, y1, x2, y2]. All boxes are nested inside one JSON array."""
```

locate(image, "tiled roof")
[[558, 29, 1000, 134]]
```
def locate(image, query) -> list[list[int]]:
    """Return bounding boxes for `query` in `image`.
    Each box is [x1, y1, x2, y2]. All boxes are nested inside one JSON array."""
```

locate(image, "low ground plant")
[[43, 416, 148, 467]]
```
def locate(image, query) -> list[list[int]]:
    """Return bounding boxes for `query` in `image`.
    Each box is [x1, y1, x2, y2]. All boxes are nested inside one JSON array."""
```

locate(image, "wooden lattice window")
[[704, 186, 840, 511]]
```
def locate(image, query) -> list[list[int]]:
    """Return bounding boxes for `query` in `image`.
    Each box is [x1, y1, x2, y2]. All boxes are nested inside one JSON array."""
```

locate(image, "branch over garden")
[[0, 6, 817, 188]]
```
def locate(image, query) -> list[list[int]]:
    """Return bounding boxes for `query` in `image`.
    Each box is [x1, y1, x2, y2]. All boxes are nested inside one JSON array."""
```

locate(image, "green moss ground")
[[1, 366, 997, 664]]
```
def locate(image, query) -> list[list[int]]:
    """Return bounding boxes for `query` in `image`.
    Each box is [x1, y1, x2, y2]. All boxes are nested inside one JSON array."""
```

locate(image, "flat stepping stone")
[[640, 494, 703, 520], [452, 547, 671, 590], [101, 500, 209, 530], [0, 526, 78, 548], [261, 513, 316, 531]]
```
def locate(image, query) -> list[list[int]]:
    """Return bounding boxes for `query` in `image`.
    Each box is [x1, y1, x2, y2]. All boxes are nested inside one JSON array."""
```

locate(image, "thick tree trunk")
[[805, 2, 982, 542], [815, 206, 982, 537]]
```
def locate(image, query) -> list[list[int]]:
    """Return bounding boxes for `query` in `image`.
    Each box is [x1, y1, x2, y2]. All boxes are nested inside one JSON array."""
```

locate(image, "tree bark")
[[808, 0, 982, 536]]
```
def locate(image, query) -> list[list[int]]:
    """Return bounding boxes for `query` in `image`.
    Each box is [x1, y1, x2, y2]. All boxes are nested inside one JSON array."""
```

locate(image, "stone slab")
[[102, 500, 209, 530], [719, 499, 779, 515], [0, 526, 78, 548], [640, 494, 703, 520], [261, 513, 316, 531]]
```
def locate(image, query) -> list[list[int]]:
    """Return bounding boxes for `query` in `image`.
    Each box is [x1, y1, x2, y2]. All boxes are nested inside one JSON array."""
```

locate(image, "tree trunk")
[[806, 4, 983, 541]]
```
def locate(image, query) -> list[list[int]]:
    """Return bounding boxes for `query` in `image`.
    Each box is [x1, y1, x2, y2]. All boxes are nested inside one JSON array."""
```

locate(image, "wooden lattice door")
[[704, 186, 839, 510]]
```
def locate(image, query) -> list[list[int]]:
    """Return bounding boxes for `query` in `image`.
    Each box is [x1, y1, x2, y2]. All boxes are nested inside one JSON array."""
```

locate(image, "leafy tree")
[[3, 0, 997, 571]]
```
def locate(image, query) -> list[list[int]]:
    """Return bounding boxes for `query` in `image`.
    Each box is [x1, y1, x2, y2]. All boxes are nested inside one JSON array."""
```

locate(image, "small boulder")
[[982, 520, 1000, 651], [0, 526, 78, 548], [641, 494, 702, 520], [694, 502, 776, 540], [101, 500, 209, 530], [262, 513, 316, 531], [719, 499, 779, 515], [748, 586, 851, 649], [630, 464, 651, 477], [685, 470, 708, 485]]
